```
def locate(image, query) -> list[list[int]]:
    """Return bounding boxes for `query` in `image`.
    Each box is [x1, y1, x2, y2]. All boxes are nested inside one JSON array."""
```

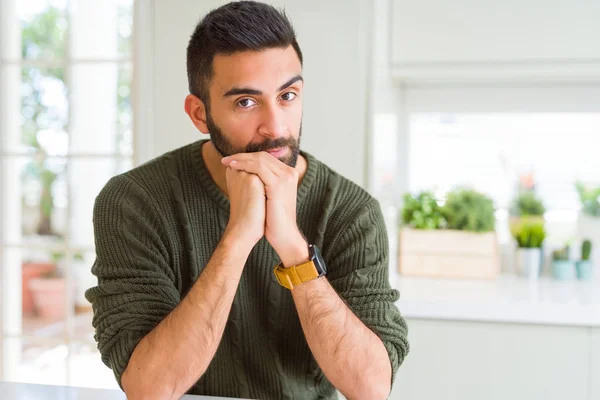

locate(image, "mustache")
[[245, 137, 297, 153]]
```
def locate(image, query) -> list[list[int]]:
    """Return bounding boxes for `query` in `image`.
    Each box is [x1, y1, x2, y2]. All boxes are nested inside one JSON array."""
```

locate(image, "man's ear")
[[184, 94, 209, 134]]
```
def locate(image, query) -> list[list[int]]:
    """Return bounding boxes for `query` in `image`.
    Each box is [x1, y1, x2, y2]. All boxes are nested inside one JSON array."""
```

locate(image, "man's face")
[[204, 46, 303, 167]]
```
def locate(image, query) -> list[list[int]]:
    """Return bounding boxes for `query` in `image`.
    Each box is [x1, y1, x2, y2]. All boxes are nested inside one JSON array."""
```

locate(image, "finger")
[[222, 152, 288, 175], [227, 159, 279, 188]]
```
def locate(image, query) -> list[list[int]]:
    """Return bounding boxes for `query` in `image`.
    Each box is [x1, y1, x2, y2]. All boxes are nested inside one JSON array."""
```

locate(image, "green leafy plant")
[[552, 245, 570, 261], [442, 188, 496, 232], [401, 191, 445, 230], [50, 250, 84, 264], [511, 218, 546, 248], [21, 145, 61, 236], [42, 250, 85, 279], [20, 8, 67, 237], [575, 181, 600, 217], [510, 191, 545, 217], [581, 239, 592, 261]]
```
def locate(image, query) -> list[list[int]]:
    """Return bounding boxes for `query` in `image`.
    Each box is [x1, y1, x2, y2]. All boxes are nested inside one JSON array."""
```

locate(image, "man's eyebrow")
[[223, 87, 262, 97], [222, 75, 303, 98], [277, 74, 303, 91]]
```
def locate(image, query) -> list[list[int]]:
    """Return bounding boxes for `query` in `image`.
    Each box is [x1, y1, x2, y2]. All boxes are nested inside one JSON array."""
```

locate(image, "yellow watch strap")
[[274, 260, 320, 290]]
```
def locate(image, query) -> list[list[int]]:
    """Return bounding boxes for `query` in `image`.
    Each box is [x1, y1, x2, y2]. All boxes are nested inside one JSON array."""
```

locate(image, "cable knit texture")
[[86, 139, 409, 399]]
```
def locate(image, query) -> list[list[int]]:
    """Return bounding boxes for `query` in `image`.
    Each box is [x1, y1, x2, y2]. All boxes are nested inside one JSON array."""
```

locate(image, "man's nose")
[[258, 102, 287, 139]]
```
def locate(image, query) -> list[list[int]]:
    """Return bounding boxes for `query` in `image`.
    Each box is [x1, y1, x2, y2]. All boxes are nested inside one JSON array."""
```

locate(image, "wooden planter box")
[[398, 228, 500, 279]]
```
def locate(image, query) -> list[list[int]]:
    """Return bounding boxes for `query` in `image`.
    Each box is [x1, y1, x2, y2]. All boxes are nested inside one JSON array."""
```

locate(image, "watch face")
[[309, 245, 327, 276]]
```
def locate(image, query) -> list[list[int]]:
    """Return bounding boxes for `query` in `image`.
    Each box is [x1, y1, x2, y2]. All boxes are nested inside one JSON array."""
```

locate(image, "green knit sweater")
[[86, 139, 409, 399]]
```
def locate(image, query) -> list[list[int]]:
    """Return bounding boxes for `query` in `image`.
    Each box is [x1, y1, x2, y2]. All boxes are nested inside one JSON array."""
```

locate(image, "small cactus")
[[582, 239, 592, 261], [552, 245, 570, 261]]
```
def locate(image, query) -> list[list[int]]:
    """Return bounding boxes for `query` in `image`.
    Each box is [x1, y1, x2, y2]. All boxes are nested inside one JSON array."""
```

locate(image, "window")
[[408, 112, 600, 245], [369, 85, 600, 274], [1, 0, 134, 388], [408, 113, 600, 211]]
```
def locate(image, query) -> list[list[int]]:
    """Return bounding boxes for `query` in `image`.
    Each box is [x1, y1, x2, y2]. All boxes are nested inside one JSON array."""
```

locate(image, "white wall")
[[392, 319, 595, 400], [390, 0, 600, 83], [146, 0, 372, 187]]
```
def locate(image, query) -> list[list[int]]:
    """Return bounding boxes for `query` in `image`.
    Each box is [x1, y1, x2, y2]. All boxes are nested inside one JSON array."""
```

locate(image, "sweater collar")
[[190, 139, 318, 212]]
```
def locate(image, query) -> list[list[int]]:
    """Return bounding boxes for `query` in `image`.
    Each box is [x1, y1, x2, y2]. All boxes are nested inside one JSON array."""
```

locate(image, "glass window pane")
[[68, 341, 119, 389], [22, 266, 69, 337], [69, 157, 133, 247], [69, 0, 133, 60], [2, 157, 67, 244], [2, 248, 90, 338], [406, 113, 600, 247], [2, 248, 24, 337], [72, 251, 96, 338], [408, 113, 600, 211], [69, 63, 132, 155], [2, 337, 68, 385], [1, 246, 68, 337], [1, 65, 22, 152], [21, 246, 69, 337], [3, 66, 69, 155], [10, 0, 69, 61]]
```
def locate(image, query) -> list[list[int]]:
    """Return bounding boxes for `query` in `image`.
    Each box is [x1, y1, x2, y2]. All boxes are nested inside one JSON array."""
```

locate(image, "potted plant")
[[575, 239, 594, 280], [399, 188, 500, 279], [576, 182, 600, 217], [21, 257, 57, 315], [400, 191, 445, 230], [509, 191, 546, 218], [21, 134, 61, 236], [442, 188, 496, 233], [511, 217, 546, 279], [508, 190, 545, 237], [551, 244, 575, 280], [28, 250, 67, 320], [575, 181, 600, 262], [20, 135, 63, 314]]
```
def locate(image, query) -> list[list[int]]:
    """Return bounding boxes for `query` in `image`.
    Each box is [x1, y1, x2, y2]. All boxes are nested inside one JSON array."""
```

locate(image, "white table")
[[395, 274, 600, 327], [0, 381, 242, 400], [391, 274, 600, 400]]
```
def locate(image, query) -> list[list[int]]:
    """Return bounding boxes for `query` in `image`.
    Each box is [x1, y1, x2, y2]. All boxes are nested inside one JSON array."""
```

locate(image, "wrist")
[[276, 233, 309, 268], [221, 227, 257, 255]]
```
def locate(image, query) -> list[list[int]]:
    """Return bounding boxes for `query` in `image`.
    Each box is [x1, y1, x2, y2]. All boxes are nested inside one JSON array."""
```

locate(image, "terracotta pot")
[[21, 262, 56, 315], [29, 277, 66, 320]]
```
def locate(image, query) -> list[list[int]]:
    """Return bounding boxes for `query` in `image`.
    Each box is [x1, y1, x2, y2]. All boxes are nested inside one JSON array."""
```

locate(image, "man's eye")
[[237, 98, 257, 108], [281, 92, 297, 101]]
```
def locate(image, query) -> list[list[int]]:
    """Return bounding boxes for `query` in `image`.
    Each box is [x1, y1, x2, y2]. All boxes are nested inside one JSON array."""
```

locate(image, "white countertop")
[[0, 382, 242, 400], [394, 274, 600, 327]]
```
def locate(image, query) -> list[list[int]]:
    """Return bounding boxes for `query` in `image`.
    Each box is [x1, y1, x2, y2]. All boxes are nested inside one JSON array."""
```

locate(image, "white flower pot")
[[516, 248, 542, 279]]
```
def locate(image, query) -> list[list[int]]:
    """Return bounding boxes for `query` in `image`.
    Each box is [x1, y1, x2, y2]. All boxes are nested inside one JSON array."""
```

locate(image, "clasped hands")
[[221, 152, 308, 267]]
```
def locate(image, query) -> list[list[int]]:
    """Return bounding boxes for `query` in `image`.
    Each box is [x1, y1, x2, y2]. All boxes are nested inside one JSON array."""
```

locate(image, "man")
[[86, 2, 409, 399]]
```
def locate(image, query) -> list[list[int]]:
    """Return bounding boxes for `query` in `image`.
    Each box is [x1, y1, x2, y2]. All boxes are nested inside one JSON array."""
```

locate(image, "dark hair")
[[186, 1, 303, 106]]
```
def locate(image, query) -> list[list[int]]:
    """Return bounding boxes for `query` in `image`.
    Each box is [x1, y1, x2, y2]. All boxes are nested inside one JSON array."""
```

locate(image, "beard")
[[206, 110, 302, 168]]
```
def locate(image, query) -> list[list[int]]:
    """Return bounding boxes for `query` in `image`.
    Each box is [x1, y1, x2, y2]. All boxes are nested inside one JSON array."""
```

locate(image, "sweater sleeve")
[[325, 198, 409, 386], [85, 174, 181, 389]]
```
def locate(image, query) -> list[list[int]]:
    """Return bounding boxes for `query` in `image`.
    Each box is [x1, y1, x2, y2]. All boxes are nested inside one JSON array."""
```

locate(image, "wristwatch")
[[273, 244, 327, 290]]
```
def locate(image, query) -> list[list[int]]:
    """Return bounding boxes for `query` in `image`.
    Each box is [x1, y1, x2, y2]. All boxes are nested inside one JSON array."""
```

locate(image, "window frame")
[[0, 0, 153, 386]]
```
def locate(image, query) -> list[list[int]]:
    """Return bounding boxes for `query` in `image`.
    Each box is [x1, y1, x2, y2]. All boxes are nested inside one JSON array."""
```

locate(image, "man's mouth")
[[266, 147, 288, 157]]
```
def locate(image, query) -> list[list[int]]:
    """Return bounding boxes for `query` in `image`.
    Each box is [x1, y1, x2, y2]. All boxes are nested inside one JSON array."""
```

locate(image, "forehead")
[[211, 46, 302, 93]]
